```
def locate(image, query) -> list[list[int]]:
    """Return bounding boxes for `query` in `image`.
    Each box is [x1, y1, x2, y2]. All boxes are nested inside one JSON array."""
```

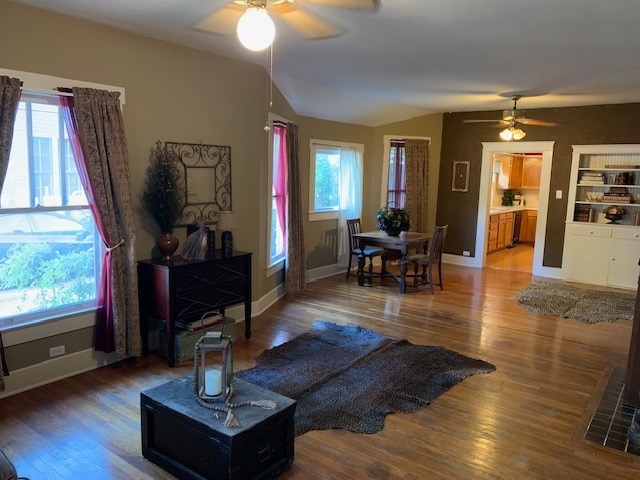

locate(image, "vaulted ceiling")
[[12, 0, 640, 126]]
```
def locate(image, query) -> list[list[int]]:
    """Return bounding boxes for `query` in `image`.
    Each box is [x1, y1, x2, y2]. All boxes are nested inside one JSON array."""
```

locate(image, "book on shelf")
[[175, 313, 223, 331], [574, 205, 591, 222]]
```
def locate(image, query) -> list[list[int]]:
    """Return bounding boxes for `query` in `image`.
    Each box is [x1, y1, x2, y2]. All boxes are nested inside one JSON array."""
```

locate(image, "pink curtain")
[[273, 124, 287, 248]]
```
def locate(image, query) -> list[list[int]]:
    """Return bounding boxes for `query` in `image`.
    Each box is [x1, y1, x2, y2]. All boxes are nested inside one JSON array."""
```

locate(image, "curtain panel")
[[285, 123, 306, 294], [337, 147, 363, 267], [404, 139, 430, 233], [0, 75, 21, 392], [64, 87, 140, 359]]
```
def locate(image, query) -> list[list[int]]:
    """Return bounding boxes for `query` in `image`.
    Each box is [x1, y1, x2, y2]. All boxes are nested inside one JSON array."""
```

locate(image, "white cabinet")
[[563, 145, 640, 289], [563, 223, 640, 288]]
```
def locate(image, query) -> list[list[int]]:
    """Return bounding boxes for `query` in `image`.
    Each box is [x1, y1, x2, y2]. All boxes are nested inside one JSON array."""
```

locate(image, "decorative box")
[[141, 376, 296, 480]]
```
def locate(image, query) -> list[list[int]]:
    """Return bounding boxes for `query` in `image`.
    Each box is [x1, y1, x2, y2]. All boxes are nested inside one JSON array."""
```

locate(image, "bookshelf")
[[563, 145, 640, 289]]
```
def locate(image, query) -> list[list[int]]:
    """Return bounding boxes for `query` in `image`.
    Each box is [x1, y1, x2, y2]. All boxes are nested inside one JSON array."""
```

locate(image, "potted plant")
[[376, 205, 410, 236], [141, 141, 186, 260]]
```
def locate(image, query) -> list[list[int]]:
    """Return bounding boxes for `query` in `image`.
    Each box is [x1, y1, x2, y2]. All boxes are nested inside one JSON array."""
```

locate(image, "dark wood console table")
[[138, 251, 252, 367]]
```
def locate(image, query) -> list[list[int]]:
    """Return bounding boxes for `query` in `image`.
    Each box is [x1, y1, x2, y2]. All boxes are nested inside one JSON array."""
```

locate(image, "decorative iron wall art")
[[165, 141, 231, 226]]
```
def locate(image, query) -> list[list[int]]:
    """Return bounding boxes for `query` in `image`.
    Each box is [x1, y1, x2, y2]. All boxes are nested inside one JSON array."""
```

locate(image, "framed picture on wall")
[[452, 161, 470, 192]]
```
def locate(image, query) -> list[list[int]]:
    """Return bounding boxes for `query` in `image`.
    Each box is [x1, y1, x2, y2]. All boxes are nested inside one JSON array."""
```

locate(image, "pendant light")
[[237, 3, 275, 52]]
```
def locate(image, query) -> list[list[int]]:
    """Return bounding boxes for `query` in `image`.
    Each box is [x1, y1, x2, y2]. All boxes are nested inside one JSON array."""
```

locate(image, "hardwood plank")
[[1, 264, 639, 479]]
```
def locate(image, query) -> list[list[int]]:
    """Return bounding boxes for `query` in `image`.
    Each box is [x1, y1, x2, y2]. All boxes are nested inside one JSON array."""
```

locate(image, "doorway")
[[473, 141, 556, 277]]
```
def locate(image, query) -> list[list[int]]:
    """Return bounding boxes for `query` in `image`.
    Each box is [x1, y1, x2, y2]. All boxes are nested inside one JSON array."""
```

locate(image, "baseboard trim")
[[0, 348, 117, 399], [442, 253, 478, 267]]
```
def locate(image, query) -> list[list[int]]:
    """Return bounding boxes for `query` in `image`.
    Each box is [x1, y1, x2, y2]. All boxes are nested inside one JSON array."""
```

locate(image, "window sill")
[[267, 258, 285, 278], [0, 308, 97, 347], [309, 211, 338, 222]]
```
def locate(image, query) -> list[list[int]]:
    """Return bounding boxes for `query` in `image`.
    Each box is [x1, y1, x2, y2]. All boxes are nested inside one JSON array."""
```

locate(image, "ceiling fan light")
[[499, 126, 526, 141], [512, 128, 526, 140], [499, 128, 514, 141], [237, 7, 275, 52]]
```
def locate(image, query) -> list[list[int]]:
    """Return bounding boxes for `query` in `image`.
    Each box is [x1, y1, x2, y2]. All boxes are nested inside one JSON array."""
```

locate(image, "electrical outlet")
[[556, 190, 563, 199], [462, 250, 470, 257], [49, 345, 65, 357]]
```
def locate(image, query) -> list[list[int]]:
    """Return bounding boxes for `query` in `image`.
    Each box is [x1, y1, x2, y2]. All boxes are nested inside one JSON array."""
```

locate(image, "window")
[[0, 93, 102, 328], [309, 140, 364, 221], [387, 140, 406, 208], [381, 135, 430, 209], [267, 116, 288, 271], [311, 145, 340, 212]]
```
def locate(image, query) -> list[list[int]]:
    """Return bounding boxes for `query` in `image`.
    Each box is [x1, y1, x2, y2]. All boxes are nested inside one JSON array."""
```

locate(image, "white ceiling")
[[13, 0, 640, 126]]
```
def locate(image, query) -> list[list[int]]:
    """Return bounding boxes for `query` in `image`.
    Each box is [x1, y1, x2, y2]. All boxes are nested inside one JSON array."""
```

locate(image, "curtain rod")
[[21, 87, 73, 97]]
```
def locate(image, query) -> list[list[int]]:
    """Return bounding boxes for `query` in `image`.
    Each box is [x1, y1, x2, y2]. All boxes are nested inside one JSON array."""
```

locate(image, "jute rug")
[[514, 281, 636, 324], [235, 321, 495, 436]]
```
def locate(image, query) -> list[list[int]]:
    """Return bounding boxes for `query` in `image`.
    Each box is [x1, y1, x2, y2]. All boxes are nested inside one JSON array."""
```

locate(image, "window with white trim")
[[309, 140, 364, 221], [0, 93, 102, 328]]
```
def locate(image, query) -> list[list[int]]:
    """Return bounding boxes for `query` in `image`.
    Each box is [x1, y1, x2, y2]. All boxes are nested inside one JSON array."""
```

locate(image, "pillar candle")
[[205, 369, 222, 396]]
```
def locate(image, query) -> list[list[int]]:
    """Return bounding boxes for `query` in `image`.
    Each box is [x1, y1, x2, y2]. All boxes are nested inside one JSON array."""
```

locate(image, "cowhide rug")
[[235, 321, 496, 435], [514, 281, 636, 324]]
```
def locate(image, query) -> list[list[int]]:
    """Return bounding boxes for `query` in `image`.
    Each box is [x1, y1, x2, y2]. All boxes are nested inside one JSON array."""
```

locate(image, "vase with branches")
[[141, 141, 186, 260]]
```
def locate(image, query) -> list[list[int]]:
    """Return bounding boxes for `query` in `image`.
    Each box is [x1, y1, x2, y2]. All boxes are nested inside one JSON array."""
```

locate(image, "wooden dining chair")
[[408, 225, 448, 294], [346, 218, 387, 283]]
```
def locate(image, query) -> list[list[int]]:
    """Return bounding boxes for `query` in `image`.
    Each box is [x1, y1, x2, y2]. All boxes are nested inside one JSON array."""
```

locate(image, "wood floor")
[[486, 243, 534, 273], [1, 264, 639, 479]]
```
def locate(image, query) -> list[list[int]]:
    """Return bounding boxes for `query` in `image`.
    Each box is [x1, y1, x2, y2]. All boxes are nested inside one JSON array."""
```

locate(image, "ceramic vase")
[[385, 227, 402, 237], [156, 232, 179, 261]]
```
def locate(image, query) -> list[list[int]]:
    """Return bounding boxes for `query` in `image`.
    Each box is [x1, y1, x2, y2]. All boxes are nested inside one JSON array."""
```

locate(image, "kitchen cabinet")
[[497, 156, 523, 189], [563, 144, 640, 289], [521, 157, 542, 189], [488, 212, 514, 253], [522, 211, 537, 243], [498, 155, 541, 190], [488, 214, 499, 252]]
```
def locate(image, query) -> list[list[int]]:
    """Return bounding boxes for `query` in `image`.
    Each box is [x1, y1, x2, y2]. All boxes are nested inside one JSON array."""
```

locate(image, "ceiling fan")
[[195, 0, 380, 44], [463, 95, 558, 140]]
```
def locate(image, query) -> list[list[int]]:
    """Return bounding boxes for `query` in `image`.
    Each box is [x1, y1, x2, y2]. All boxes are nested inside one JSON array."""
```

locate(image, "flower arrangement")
[[141, 141, 186, 233], [376, 205, 410, 236]]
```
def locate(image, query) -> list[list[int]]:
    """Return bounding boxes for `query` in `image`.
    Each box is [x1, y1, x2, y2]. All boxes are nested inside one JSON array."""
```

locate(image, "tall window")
[[381, 135, 430, 209], [0, 93, 101, 328], [268, 119, 287, 269], [387, 140, 406, 208]]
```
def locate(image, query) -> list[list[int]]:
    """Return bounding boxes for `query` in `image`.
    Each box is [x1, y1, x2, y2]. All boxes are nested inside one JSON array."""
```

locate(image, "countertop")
[[489, 206, 538, 214]]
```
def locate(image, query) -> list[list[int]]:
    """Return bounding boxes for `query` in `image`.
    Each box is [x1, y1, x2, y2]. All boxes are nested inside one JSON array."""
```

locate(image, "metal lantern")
[[195, 331, 233, 402]]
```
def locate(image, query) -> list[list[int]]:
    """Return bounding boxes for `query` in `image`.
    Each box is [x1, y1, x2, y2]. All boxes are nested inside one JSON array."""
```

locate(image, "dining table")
[[352, 230, 433, 293]]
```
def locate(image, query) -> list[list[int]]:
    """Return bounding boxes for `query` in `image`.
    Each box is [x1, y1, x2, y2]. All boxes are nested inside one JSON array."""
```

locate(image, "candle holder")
[[194, 331, 233, 403]]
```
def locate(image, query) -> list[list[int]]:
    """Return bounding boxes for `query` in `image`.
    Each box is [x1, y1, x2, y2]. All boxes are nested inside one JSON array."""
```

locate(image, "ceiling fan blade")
[[515, 118, 559, 127], [194, 4, 244, 36], [275, 5, 343, 39], [296, 0, 380, 11], [462, 119, 507, 124]]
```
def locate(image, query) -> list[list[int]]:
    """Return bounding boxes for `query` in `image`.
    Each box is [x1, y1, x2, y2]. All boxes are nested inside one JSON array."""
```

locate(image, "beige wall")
[[1, 1, 446, 384], [0, 1, 299, 377]]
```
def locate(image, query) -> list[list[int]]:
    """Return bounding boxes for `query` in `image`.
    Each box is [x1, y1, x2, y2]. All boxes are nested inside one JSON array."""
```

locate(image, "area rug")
[[514, 281, 636, 324], [235, 321, 495, 436]]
